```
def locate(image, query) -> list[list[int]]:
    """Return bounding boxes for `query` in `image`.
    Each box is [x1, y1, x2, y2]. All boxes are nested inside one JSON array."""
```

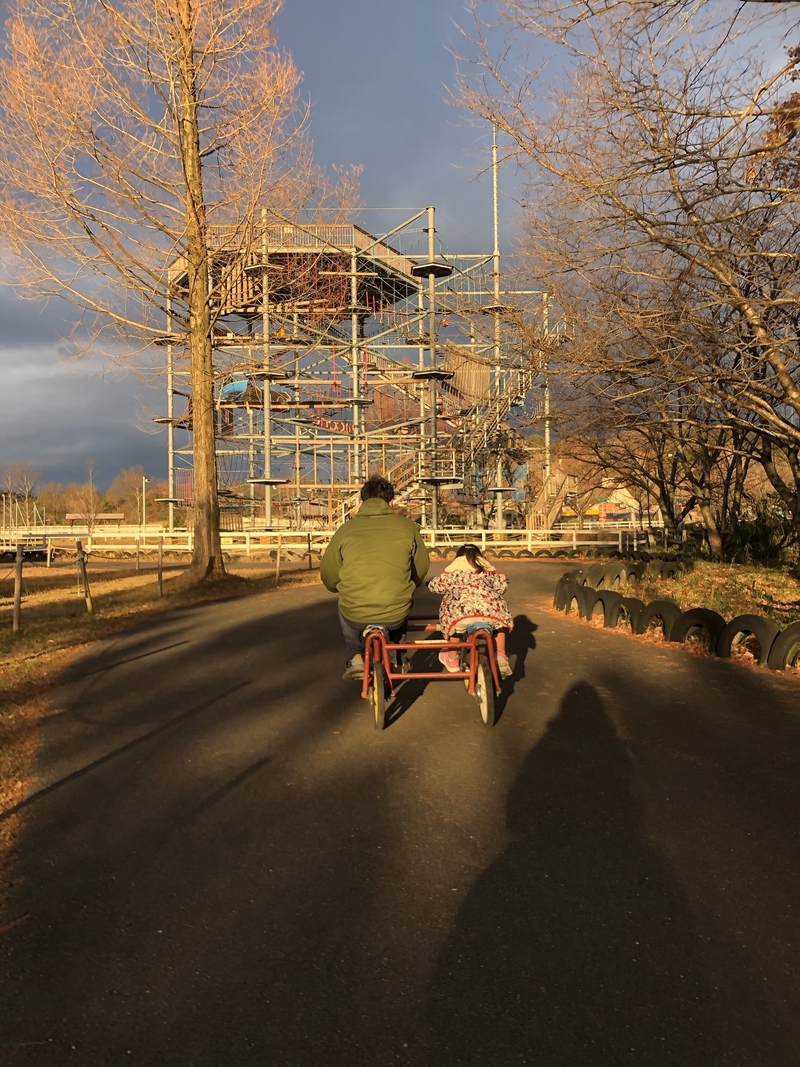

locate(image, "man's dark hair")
[[361, 474, 395, 503]]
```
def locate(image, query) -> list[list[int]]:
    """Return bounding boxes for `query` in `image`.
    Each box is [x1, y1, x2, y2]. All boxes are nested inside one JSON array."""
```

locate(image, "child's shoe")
[[342, 653, 364, 680], [438, 650, 461, 673], [496, 652, 513, 679]]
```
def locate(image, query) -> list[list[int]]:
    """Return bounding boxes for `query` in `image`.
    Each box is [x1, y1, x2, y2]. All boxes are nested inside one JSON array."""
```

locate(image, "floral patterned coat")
[[427, 567, 514, 637]]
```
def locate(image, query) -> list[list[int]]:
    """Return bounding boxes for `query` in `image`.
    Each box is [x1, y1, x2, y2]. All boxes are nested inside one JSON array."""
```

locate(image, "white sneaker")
[[342, 654, 364, 681], [496, 653, 513, 679]]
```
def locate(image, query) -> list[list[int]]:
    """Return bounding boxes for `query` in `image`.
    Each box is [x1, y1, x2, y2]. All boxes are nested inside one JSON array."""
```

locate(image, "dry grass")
[[635, 562, 800, 628], [0, 561, 319, 914]]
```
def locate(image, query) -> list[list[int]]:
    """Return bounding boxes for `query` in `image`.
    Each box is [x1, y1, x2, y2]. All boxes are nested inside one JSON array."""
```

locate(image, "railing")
[[3, 525, 657, 559]]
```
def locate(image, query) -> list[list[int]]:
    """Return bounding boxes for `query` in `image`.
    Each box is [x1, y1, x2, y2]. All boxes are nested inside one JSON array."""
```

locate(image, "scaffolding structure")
[[157, 197, 549, 532]]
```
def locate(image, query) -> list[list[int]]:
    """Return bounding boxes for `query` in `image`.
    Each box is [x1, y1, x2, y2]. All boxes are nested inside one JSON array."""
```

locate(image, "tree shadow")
[[426, 680, 719, 1067]]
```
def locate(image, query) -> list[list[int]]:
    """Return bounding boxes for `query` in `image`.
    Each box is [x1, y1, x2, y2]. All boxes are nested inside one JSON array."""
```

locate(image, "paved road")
[[1, 562, 798, 1067]]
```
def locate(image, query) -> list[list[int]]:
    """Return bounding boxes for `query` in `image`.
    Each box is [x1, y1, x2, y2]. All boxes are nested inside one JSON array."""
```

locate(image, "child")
[[427, 544, 514, 678]]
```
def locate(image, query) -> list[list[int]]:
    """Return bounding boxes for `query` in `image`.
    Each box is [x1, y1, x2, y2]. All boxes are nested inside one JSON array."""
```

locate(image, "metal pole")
[[12, 543, 23, 633], [427, 205, 439, 530], [142, 475, 148, 546], [166, 291, 175, 534], [543, 294, 551, 482], [262, 209, 273, 528], [158, 536, 164, 597], [492, 124, 504, 533], [351, 249, 361, 483]]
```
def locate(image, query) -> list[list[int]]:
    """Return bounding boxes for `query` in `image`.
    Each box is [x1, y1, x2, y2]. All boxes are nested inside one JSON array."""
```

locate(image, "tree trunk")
[[696, 497, 724, 559], [176, 0, 224, 580]]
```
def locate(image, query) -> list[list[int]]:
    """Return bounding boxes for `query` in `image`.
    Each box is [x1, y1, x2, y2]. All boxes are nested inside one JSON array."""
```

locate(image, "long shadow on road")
[[426, 680, 720, 1067]]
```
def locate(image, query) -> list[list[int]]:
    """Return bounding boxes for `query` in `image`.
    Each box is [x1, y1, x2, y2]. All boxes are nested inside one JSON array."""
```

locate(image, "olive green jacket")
[[320, 498, 430, 623]]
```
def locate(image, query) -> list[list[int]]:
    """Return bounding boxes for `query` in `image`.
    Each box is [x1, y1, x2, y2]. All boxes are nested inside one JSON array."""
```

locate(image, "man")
[[321, 474, 430, 679]]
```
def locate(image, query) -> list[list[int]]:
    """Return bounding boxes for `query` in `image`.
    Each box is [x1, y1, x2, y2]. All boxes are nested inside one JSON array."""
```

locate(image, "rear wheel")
[[475, 654, 497, 728], [371, 662, 386, 730]]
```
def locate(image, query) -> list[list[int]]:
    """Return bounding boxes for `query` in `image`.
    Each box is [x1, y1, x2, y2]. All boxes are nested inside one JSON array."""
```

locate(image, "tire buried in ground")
[[619, 596, 646, 631], [767, 621, 800, 672], [601, 561, 628, 589], [585, 562, 605, 588], [635, 599, 682, 641], [555, 578, 581, 612], [595, 589, 624, 627], [517, 549, 535, 558], [534, 549, 552, 558], [717, 614, 779, 667], [669, 608, 727, 651]]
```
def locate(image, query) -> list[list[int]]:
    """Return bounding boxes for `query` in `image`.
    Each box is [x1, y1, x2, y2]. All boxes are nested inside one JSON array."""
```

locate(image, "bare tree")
[[71, 462, 100, 533], [0, 0, 356, 579], [459, 0, 800, 541]]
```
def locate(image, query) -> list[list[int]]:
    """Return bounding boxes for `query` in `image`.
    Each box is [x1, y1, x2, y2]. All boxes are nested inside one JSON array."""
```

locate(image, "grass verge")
[[636, 562, 800, 628]]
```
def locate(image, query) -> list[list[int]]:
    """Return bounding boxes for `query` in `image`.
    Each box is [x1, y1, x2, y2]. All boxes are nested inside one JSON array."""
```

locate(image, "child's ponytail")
[[455, 543, 486, 572]]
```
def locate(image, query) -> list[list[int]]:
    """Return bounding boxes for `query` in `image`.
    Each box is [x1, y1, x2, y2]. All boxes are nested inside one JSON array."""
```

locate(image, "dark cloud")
[[0, 0, 526, 487]]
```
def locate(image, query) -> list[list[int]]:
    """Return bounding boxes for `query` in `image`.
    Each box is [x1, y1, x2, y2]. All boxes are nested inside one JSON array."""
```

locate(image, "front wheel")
[[371, 662, 387, 731], [475, 654, 496, 728]]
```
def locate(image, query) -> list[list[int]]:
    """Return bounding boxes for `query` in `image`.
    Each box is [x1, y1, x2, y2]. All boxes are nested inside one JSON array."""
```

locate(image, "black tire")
[[554, 577, 580, 611], [553, 549, 570, 558], [627, 562, 647, 582], [661, 562, 681, 580], [553, 576, 568, 609], [669, 608, 727, 649], [371, 662, 386, 731], [601, 561, 628, 589], [717, 614, 779, 667], [517, 549, 535, 558], [767, 621, 800, 672], [619, 596, 646, 630], [564, 584, 587, 617], [595, 589, 625, 627], [585, 562, 605, 588], [534, 549, 552, 558], [645, 560, 664, 580], [498, 549, 515, 558], [635, 599, 682, 640], [568, 549, 583, 558], [476, 654, 497, 727]]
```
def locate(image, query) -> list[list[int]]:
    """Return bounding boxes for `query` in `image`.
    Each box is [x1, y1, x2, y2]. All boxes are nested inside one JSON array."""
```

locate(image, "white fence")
[[2, 523, 670, 559]]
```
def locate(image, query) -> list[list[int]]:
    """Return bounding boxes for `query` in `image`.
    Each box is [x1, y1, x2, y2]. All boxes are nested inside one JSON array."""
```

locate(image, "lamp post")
[[142, 475, 150, 545]]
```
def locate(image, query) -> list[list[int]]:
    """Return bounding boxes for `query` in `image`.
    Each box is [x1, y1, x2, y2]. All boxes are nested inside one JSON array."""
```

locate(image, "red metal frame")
[[360, 615, 502, 700]]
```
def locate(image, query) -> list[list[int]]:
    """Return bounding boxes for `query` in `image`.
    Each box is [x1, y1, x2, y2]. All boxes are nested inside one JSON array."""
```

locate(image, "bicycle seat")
[[465, 621, 495, 636], [361, 624, 390, 639]]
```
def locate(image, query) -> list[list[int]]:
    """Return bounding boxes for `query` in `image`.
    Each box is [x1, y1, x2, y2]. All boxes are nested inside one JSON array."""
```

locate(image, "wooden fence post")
[[135, 538, 140, 573], [307, 531, 313, 571], [46, 538, 52, 568], [12, 544, 23, 633], [157, 537, 164, 597], [75, 540, 94, 614], [275, 534, 282, 585]]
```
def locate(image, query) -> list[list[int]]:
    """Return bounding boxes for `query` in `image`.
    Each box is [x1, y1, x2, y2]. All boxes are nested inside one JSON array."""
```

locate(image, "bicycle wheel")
[[475, 654, 496, 728], [371, 662, 386, 731]]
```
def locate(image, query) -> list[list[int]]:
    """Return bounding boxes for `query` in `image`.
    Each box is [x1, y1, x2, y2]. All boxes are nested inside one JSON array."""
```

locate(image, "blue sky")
[[0, 0, 523, 489]]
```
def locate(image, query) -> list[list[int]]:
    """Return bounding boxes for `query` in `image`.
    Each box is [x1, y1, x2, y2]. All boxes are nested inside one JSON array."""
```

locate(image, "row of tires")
[[554, 572, 800, 673], [573, 557, 690, 591], [429, 547, 582, 561]]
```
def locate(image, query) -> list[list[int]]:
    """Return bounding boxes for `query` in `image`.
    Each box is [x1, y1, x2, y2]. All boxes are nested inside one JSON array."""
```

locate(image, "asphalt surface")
[[1, 561, 798, 1067]]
